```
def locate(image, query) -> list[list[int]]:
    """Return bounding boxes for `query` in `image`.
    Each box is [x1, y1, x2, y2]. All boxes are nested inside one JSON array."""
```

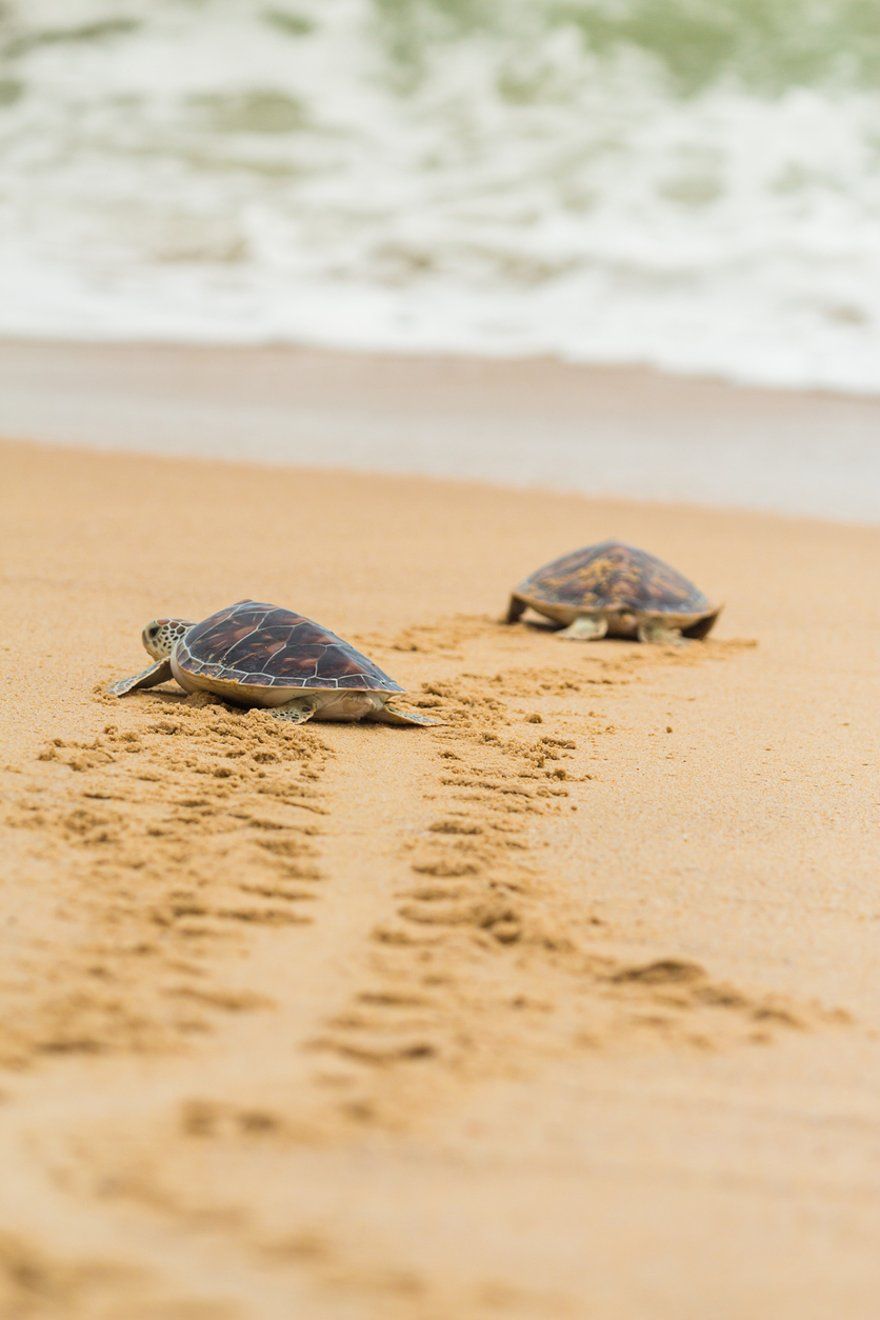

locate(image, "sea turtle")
[[505, 540, 720, 643], [108, 599, 435, 726]]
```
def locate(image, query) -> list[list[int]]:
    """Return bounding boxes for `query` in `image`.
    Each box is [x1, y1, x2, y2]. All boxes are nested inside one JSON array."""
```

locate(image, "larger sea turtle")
[[109, 600, 435, 726], [505, 541, 720, 643]]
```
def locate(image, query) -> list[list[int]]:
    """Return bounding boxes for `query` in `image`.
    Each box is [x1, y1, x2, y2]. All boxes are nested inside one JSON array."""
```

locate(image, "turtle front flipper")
[[505, 594, 527, 624], [108, 658, 173, 696], [372, 702, 438, 727], [557, 615, 608, 641], [637, 621, 684, 645]]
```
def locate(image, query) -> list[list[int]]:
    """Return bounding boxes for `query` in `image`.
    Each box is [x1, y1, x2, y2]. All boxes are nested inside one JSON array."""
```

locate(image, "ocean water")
[[1, 0, 880, 393]]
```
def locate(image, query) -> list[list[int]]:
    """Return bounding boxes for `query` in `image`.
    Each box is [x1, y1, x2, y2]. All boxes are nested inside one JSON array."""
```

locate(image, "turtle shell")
[[517, 541, 714, 620], [176, 601, 402, 692]]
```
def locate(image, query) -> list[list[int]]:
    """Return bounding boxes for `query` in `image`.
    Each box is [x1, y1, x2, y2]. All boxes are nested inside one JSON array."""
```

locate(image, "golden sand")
[[1, 438, 879, 1317]]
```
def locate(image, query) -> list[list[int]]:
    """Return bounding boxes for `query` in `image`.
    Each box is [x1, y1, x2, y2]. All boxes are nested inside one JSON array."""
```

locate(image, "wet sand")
[[1, 435, 879, 1318], [2, 339, 880, 519]]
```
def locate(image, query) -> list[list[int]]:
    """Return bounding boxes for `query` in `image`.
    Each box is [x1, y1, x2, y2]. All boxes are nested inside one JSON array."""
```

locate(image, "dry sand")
[[1, 436, 879, 1318]]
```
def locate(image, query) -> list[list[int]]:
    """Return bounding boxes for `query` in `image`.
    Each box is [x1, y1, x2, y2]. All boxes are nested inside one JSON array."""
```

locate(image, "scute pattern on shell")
[[519, 541, 711, 615], [177, 601, 403, 692]]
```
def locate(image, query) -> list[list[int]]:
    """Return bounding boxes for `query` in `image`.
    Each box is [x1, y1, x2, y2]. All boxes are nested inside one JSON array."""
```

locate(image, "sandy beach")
[[2, 403, 879, 1317], [4, 0, 879, 1308], [2, 341, 880, 520]]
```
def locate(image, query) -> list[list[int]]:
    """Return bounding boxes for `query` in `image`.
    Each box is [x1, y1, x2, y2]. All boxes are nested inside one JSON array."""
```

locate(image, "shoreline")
[[7, 332, 880, 401], [2, 338, 879, 521], [2, 437, 879, 1316]]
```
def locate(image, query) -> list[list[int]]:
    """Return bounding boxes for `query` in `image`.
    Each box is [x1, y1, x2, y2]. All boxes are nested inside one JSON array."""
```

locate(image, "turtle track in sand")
[[0, 631, 850, 1317], [2, 694, 334, 1068], [303, 645, 842, 1131], [0, 690, 385, 1316], [1, 676, 590, 1317]]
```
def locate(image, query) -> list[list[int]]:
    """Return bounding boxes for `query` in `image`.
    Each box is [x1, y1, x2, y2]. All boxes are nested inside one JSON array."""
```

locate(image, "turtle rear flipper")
[[558, 615, 608, 641], [637, 620, 684, 645], [109, 658, 173, 696], [372, 703, 438, 727], [271, 700, 317, 725]]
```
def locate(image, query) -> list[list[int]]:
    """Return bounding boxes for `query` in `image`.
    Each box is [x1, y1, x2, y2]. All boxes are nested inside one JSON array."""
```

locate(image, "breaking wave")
[[1, 0, 879, 391]]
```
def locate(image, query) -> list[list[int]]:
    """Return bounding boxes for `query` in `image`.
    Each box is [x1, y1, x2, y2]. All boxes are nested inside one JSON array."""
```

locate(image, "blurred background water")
[[1, 0, 879, 392]]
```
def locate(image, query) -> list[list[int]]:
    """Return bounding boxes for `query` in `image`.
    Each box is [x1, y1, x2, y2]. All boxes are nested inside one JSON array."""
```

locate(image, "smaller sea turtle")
[[505, 541, 720, 643], [109, 600, 435, 726]]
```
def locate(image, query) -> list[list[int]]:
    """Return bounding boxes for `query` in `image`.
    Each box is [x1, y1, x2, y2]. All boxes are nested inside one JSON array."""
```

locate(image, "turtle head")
[[142, 617, 193, 660]]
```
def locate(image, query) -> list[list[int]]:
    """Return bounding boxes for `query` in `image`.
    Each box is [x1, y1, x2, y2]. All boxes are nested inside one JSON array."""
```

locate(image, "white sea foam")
[[1, 0, 879, 393]]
